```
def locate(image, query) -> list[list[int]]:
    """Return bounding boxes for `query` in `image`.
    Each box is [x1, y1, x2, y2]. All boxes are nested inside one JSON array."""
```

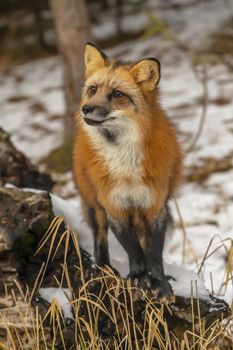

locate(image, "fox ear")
[[84, 43, 108, 78], [130, 58, 160, 91]]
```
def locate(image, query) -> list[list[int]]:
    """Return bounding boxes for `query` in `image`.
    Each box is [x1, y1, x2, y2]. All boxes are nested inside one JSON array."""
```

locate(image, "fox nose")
[[82, 105, 95, 115]]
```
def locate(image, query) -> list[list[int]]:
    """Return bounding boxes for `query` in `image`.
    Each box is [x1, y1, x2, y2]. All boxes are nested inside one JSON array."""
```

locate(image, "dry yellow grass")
[[0, 217, 232, 349]]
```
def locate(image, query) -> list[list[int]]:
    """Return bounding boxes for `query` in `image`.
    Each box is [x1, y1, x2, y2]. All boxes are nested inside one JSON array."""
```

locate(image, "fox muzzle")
[[82, 105, 110, 125]]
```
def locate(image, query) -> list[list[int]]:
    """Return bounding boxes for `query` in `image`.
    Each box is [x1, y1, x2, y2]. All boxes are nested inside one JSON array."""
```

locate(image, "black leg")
[[109, 216, 146, 278], [85, 205, 110, 266], [143, 205, 174, 300]]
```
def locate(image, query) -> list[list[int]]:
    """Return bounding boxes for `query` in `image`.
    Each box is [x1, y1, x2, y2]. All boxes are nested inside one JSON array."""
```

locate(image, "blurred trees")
[[0, 0, 55, 56], [49, 0, 92, 142], [0, 0, 147, 141]]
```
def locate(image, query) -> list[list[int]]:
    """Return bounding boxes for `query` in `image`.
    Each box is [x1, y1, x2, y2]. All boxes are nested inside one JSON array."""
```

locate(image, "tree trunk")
[[49, 0, 92, 142]]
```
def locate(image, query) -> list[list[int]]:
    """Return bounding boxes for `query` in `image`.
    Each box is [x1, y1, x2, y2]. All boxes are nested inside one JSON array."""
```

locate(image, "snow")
[[39, 287, 73, 320], [164, 263, 209, 299], [154, 0, 233, 48], [0, 57, 64, 162]]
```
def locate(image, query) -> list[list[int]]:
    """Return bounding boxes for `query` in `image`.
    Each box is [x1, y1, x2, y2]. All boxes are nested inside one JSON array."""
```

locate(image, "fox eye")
[[112, 90, 124, 98], [88, 85, 97, 95]]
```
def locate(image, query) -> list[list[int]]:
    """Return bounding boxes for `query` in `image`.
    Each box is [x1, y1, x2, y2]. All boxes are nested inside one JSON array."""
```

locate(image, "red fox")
[[73, 43, 182, 300]]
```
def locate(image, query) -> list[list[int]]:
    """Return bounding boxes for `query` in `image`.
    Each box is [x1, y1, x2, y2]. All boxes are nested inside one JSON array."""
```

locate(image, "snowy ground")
[[1, 0, 233, 305]]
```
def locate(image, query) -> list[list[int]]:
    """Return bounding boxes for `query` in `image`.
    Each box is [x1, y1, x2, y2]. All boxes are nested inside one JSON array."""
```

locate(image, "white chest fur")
[[84, 116, 154, 209], [84, 116, 142, 176], [110, 181, 154, 209]]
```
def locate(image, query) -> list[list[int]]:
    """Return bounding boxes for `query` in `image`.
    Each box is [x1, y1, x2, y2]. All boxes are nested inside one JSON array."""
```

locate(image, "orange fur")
[[73, 44, 182, 225]]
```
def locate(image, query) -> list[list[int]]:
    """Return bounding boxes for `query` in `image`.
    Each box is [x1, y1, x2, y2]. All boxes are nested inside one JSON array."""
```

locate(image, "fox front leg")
[[109, 217, 149, 287], [84, 203, 110, 266], [143, 206, 174, 302]]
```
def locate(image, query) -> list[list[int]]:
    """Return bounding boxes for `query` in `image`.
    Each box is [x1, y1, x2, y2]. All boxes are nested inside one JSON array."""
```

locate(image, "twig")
[[174, 197, 187, 264], [186, 66, 208, 152]]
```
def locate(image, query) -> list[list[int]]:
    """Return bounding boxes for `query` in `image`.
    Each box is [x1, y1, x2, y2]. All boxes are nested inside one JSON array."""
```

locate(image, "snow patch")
[[39, 287, 73, 320], [164, 263, 209, 299]]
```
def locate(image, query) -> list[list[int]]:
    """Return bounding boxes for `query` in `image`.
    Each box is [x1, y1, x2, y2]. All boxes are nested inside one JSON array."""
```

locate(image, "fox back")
[[73, 43, 182, 301]]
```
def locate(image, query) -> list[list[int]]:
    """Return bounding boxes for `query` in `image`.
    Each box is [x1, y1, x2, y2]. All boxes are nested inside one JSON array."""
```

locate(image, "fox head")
[[79, 43, 161, 139]]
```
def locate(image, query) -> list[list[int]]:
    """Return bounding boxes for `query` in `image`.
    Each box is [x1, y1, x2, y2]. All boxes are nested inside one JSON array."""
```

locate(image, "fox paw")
[[150, 277, 175, 304], [128, 272, 151, 300], [128, 273, 175, 303]]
